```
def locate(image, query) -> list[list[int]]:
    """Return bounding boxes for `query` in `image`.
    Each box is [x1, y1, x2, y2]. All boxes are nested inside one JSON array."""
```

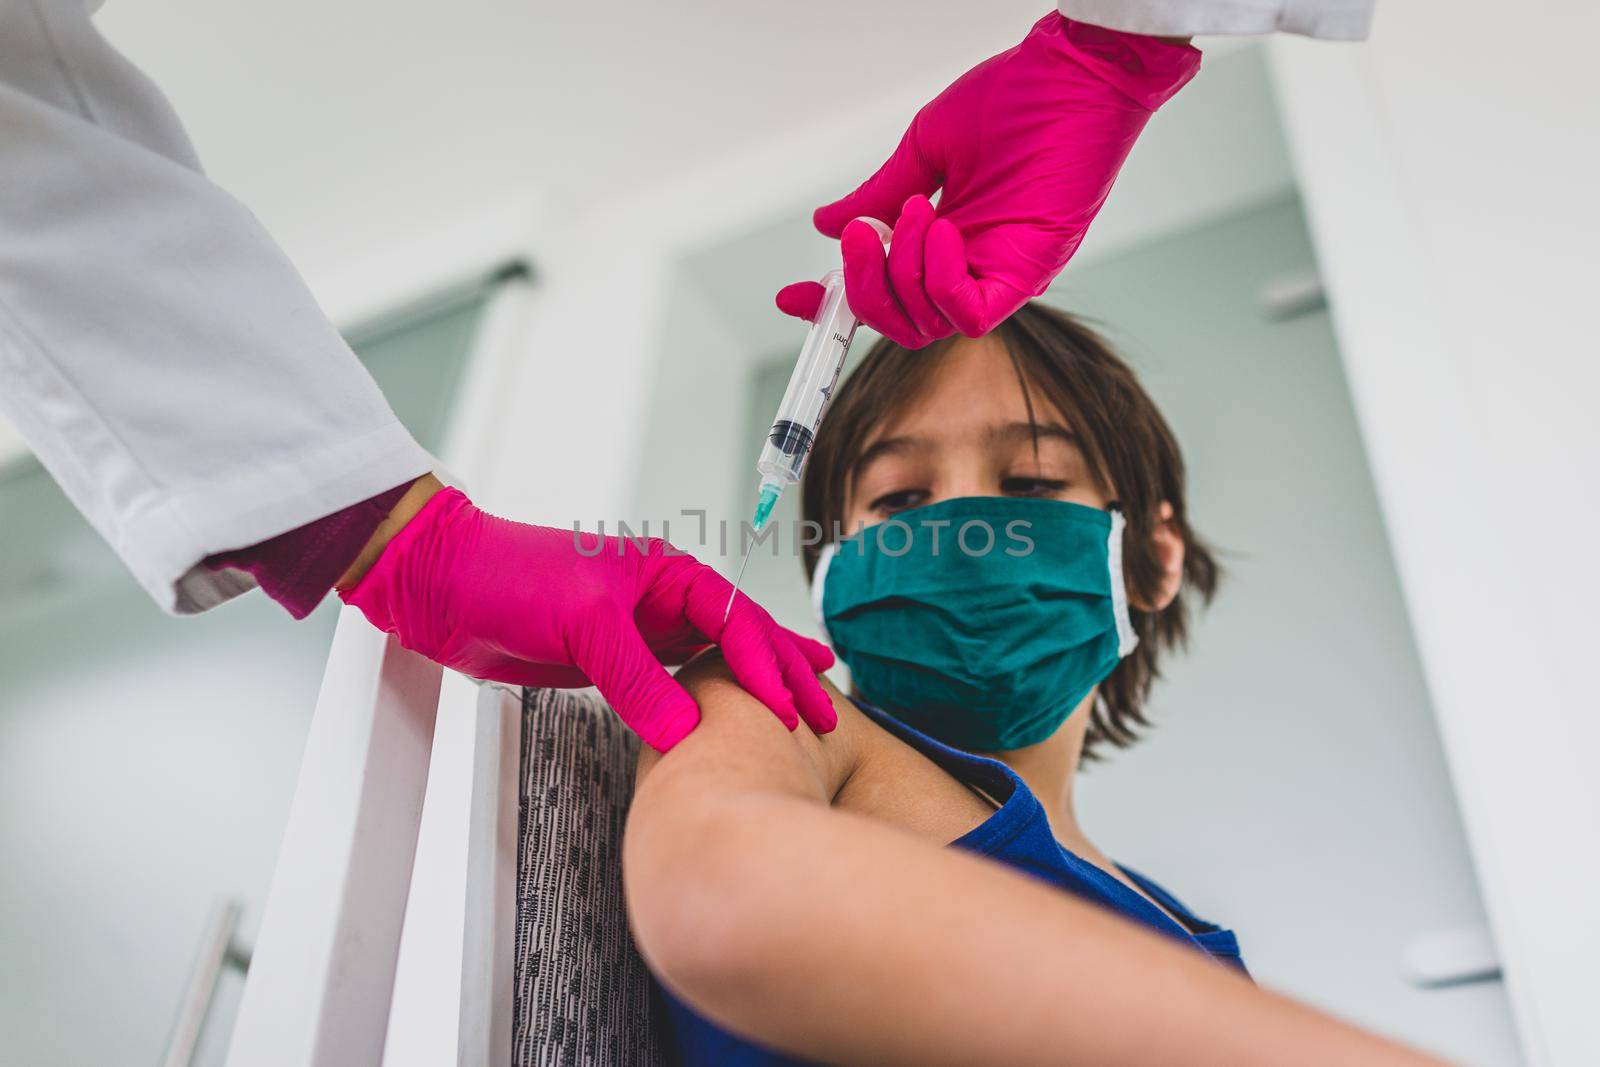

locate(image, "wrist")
[[1046, 14, 1201, 110], [336, 473, 447, 591]]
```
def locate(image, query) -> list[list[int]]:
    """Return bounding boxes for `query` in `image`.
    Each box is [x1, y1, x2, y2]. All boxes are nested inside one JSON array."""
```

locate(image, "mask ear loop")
[[810, 541, 838, 644], [1106, 508, 1139, 658]]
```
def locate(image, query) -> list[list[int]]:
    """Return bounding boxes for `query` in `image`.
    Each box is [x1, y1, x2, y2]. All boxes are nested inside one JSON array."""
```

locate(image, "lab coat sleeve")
[[1057, 0, 1373, 40], [0, 0, 435, 614]]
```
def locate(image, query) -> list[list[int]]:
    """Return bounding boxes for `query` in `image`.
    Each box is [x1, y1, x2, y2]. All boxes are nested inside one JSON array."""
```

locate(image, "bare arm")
[[624, 655, 1445, 1067]]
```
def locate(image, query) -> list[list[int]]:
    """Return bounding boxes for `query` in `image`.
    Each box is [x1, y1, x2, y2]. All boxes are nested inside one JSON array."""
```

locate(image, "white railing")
[[383, 672, 523, 1067], [225, 610, 443, 1066], [222, 613, 525, 1067], [225, 266, 540, 1067]]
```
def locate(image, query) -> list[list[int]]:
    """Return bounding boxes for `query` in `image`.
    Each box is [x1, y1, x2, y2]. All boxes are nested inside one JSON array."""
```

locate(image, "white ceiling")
[[95, 0, 1056, 276]]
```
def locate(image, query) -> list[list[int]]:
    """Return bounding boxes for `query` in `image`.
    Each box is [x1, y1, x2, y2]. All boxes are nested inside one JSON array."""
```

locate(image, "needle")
[[724, 538, 757, 621]]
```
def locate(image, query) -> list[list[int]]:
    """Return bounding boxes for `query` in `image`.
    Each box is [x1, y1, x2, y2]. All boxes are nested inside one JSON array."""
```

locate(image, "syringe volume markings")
[[768, 420, 815, 457], [732, 267, 863, 620]]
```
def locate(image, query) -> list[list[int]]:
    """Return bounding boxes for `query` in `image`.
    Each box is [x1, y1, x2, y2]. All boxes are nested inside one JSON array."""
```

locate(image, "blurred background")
[[4, 1, 1596, 1064]]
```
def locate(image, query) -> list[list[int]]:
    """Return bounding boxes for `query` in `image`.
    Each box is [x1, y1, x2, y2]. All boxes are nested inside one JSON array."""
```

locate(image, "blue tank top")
[[653, 701, 1248, 1065]]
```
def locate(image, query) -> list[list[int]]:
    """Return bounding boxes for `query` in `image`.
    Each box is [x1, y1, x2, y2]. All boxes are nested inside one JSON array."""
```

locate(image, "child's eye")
[[1001, 476, 1068, 498], [868, 488, 929, 516]]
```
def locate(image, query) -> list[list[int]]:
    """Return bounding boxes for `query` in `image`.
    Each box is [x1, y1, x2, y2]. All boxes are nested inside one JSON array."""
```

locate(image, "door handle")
[[1403, 925, 1502, 988], [161, 896, 252, 1067]]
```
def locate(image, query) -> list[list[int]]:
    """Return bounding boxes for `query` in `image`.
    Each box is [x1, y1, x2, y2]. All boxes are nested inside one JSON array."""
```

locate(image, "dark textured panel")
[[511, 688, 665, 1067]]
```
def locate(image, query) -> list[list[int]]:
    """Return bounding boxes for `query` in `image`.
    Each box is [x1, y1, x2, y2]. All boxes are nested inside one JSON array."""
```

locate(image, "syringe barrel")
[[757, 270, 858, 487]]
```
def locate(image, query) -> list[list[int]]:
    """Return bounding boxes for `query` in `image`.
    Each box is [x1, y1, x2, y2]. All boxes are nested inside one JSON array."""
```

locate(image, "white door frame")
[[1269, 34, 1598, 1067]]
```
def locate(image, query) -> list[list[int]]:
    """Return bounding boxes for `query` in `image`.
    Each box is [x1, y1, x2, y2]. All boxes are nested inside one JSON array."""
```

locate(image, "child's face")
[[843, 334, 1113, 533]]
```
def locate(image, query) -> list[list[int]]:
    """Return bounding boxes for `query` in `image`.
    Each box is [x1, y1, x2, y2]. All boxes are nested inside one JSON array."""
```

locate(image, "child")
[[623, 303, 1441, 1066]]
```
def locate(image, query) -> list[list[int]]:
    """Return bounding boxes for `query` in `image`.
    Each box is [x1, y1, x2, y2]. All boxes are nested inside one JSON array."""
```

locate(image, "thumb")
[[813, 127, 940, 239], [576, 611, 700, 752]]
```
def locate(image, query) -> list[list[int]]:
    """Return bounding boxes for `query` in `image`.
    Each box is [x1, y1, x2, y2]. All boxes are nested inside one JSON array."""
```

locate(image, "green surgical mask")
[[813, 496, 1137, 752]]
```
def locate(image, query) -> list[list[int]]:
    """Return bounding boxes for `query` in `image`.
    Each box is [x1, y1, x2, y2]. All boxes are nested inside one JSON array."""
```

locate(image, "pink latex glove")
[[340, 488, 837, 751], [776, 14, 1199, 347]]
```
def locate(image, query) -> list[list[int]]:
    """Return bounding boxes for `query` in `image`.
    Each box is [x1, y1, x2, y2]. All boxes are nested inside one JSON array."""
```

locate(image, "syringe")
[[725, 268, 861, 617]]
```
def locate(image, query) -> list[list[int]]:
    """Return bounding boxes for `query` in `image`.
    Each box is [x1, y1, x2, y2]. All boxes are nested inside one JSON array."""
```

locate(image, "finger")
[[671, 560, 832, 676], [777, 626, 834, 673], [841, 218, 920, 348], [886, 195, 953, 342], [670, 556, 740, 644], [775, 281, 826, 322], [573, 610, 702, 751], [923, 218, 1029, 338], [718, 613, 801, 731], [674, 565, 802, 731], [814, 127, 941, 239], [775, 638, 838, 735]]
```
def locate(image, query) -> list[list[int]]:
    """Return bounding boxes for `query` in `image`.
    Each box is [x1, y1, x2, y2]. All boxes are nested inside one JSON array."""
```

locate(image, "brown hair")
[[800, 302, 1219, 761]]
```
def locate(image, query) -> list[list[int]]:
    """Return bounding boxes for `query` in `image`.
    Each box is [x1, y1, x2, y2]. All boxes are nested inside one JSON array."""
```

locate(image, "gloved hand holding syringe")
[[725, 228, 886, 617]]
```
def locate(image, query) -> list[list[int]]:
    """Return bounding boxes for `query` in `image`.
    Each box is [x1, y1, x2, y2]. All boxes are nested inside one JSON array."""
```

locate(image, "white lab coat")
[[0, 0, 434, 614], [0, 0, 1368, 618], [1059, 0, 1373, 39]]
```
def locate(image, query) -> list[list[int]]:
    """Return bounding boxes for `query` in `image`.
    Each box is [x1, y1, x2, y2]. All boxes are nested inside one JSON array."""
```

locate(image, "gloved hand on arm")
[[776, 13, 1200, 347], [337, 479, 837, 752]]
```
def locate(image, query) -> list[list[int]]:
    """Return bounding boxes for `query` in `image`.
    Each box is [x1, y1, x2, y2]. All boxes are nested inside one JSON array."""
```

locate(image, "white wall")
[[1269, 4, 1600, 1062], [627, 275, 755, 549]]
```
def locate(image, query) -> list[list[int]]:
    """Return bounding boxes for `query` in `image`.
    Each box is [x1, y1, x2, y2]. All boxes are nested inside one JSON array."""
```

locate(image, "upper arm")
[[617, 661, 1396, 1067], [632, 651, 863, 803], [622, 652, 865, 990]]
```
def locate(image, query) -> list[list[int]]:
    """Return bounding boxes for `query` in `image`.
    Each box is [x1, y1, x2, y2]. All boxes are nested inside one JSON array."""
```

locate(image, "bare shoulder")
[[634, 650, 872, 803], [635, 652, 993, 847]]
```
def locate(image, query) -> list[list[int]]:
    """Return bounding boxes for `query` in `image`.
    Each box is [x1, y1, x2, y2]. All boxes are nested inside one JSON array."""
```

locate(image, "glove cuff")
[[1041, 12, 1202, 110], [339, 486, 473, 638]]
